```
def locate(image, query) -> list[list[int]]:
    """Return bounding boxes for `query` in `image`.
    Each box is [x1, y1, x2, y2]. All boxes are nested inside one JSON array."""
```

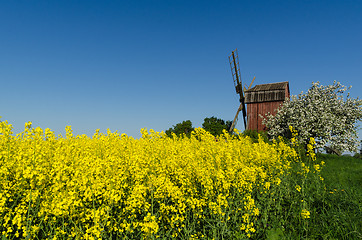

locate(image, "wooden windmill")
[[228, 49, 255, 133]]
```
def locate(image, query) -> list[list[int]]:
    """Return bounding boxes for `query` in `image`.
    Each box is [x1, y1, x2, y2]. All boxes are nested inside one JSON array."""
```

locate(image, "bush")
[[165, 120, 194, 138], [263, 81, 362, 153], [202, 116, 232, 136], [242, 129, 270, 143]]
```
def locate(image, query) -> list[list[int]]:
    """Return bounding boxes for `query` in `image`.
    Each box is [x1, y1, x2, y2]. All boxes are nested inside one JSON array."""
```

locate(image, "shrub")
[[262, 81, 362, 153]]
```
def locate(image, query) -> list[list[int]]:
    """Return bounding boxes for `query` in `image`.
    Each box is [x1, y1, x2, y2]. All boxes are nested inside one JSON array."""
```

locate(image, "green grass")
[[312, 154, 362, 239], [287, 154, 362, 240]]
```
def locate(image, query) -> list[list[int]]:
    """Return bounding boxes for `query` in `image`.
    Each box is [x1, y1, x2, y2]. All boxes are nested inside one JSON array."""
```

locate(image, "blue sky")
[[1, 0, 361, 142]]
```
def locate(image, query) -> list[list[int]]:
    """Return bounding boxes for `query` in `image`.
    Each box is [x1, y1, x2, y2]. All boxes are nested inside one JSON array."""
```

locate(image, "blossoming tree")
[[262, 81, 362, 153]]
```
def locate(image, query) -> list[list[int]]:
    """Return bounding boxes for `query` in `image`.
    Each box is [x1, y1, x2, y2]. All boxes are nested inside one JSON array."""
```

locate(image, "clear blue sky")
[[1, 0, 361, 141]]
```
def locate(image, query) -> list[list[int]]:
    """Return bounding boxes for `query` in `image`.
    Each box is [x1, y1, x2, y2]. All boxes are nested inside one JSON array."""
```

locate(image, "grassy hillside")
[[306, 154, 362, 239]]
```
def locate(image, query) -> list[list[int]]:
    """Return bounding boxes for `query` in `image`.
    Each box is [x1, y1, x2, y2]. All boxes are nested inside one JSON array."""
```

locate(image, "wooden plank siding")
[[247, 100, 284, 131], [245, 82, 290, 131]]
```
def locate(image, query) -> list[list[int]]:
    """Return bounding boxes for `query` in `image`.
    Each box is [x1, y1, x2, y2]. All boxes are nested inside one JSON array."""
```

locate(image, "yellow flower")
[[313, 164, 320, 172], [301, 209, 310, 219], [0, 119, 304, 239]]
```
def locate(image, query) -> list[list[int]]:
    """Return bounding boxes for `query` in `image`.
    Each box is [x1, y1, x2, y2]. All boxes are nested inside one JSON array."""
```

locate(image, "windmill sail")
[[229, 102, 244, 132], [229, 49, 247, 132]]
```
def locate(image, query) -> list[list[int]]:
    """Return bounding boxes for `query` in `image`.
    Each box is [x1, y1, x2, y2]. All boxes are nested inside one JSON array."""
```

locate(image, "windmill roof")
[[245, 81, 289, 92], [244, 81, 289, 103]]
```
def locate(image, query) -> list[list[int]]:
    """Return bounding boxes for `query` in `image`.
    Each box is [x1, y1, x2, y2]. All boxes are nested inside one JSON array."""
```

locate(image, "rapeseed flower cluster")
[[0, 119, 306, 239], [301, 209, 311, 219]]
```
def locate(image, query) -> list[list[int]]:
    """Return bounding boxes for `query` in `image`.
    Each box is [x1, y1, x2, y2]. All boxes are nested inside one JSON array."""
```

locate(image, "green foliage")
[[257, 153, 361, 240], [202, 116, 232, 136], [313, 154, 362, 239], [242, 129, 270, 143], [165, 120, 194, 138], [266, 228, 285, 240], [319, 154, 362, 191]]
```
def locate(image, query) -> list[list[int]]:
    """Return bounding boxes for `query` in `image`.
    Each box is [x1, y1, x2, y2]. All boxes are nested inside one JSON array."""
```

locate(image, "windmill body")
[[244, 82, 290, 131], [228, 49, 289, 133]]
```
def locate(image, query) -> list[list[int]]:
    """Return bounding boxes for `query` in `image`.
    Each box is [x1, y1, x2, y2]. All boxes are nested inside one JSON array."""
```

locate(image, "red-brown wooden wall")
[[246, 83, 290, 131], [246, 101, 284, 131]]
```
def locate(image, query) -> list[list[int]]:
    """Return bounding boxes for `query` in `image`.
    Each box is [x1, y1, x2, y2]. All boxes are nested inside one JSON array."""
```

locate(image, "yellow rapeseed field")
[[0, 119, 317, 239]]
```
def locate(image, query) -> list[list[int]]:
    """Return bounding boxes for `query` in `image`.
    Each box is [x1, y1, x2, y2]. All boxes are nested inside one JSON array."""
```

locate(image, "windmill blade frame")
[[244, 76, 256, 92], [229, 102, 244, 133], [228, 49, 247, 132]]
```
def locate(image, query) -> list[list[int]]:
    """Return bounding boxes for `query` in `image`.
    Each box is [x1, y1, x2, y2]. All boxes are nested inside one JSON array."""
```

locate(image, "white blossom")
[[262, 81, 362, 153]]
